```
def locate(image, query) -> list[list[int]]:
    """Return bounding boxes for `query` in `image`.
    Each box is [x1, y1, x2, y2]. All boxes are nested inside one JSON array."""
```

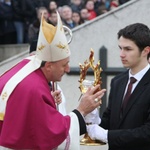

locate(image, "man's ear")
[[143, 46, 150, 56], [45, 62, 52, 71]]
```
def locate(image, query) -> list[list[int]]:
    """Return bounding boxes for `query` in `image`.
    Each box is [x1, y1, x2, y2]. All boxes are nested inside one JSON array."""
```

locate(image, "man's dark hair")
[[40, 61, 46, 67], [118, 23, 150, 54]]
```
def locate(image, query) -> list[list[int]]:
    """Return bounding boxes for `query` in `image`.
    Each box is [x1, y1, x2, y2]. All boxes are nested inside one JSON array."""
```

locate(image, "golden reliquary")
[[78, 48, 105, 146], [79, 48, 102, 94]]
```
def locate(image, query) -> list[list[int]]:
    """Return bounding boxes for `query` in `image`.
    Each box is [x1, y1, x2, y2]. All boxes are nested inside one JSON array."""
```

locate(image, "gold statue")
[[78, 48, 105, 146]]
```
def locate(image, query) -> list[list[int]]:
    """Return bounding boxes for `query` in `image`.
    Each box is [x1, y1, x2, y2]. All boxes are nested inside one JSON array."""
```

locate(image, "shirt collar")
[[129, 64, 150, 81]]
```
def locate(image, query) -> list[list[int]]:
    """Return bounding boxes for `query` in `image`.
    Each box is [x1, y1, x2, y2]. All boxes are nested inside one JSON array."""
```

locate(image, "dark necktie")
[[48, 82, 52, 91], [122, 77, 137, 111]]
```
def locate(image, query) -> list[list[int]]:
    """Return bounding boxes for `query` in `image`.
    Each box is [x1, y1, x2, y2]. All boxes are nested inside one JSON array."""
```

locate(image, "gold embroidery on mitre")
[[38, 43, 45, 51], [0, 113, 4, 121], [56, 42, 66, 49], [2, 92, 7, 100]]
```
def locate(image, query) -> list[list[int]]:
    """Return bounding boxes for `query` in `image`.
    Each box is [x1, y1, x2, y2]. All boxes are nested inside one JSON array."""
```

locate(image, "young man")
[[87, 23, 150, 150], [0, 11, 106, 149]]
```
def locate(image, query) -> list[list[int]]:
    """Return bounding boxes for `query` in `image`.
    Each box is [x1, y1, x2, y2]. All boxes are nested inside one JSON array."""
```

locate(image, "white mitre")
[[36, 11, 71, 62]]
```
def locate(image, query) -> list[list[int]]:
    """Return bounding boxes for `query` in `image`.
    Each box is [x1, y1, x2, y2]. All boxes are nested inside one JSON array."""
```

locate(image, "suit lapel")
[[118, 68, 150, 127], [111, 72, 128, 128]]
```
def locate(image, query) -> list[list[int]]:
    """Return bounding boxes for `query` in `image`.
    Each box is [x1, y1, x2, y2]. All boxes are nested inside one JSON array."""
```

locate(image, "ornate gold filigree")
[[79, 48, 102, 93]]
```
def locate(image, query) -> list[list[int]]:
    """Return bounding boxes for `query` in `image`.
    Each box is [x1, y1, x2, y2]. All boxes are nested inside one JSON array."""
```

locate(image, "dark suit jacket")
[[101, 68, 150, 150]]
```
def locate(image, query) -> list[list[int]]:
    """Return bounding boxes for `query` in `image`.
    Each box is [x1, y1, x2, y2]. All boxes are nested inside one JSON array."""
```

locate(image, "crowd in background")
[[0, 0, 130, 45]]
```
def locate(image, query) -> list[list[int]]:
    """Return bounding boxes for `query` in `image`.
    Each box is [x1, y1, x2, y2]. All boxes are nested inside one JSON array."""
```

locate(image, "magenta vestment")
[[0, 59, 70, 149]]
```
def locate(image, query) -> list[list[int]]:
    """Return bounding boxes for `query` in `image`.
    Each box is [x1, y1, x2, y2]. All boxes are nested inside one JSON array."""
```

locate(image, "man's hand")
[[51, 90, 62, 105], [87, 124, 108, 143], [84, 108, 101, 124], [77, 85, 106, 116]]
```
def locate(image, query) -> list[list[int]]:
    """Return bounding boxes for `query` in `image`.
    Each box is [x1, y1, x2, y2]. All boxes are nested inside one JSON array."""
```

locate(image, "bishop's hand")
[[51, 90, 62, 105]]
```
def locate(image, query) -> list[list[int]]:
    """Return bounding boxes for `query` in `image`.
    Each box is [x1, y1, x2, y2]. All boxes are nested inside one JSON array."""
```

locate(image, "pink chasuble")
[[0, 59, 70, 149]]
